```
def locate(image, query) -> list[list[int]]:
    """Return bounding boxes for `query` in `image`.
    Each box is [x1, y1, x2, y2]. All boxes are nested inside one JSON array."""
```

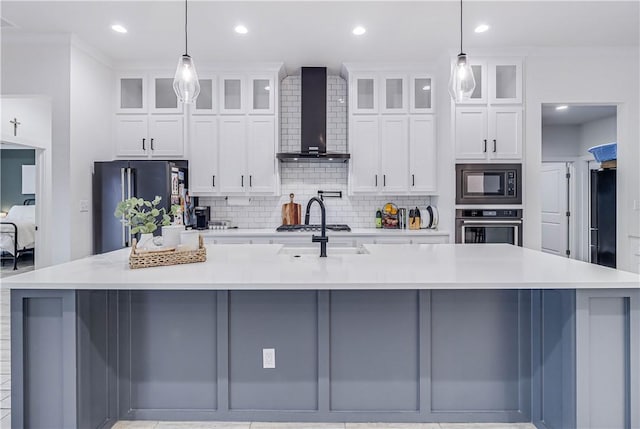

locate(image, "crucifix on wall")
[[9, 117, 20, 136]]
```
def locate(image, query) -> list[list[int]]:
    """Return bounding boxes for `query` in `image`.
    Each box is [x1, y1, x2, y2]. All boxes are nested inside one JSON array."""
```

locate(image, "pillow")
[[7, 205, 36, 222]]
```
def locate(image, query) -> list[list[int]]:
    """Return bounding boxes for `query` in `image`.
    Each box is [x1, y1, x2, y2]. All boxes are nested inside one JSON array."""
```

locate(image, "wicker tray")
[[129, 235, 206, 269]]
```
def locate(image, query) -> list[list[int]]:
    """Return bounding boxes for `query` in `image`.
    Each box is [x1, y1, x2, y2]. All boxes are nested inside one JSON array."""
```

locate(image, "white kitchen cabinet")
[[455, 106, 521, 161], [380, 116, 409, 193], [488, 107, 522, 159], [193, 75, 216, 114], [189, 117, 218, 194], [247, 117, 276, 193], [116, 74, 147, 113], [219, 75, 245, 114], [248, 75, 275, 114], [115, 115, 184, 158], [409, 75, 435, 114], [218, 116, 247, 194], [349, 116, 380, 193], [381, 74, 408, 114], [149, 74, 183, 114], [351, 74, 378, 114], [455, 57, 522, 105], [409, 116, 437, 193]]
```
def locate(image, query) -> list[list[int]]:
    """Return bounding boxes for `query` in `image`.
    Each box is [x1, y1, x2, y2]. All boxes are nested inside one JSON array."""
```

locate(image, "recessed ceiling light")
[[422, 85, 431, 91], [474, 24, 490, 33], [234, 25, 248, 34], [352, 26, 366, 36], [556, 105, 569, 111], [111, 24, 127, 34]]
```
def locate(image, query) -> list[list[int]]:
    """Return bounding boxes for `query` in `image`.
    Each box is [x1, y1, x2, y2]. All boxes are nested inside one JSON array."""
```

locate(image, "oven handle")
[[460, 220, 522, 224]]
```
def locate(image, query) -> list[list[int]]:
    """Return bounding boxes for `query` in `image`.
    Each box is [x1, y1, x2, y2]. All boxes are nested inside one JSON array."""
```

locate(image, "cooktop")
[[276, 224, 351, 232]]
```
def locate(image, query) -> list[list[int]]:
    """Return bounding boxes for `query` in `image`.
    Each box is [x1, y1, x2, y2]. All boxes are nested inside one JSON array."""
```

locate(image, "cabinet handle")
[[493, 139, 497, 153], [212, 175, 215, 187], [383, 175, 386, 187], [483, 139, 487, 153], [241, 175, 244, 187], [142, 138, 146, 151], [412, 174, 415, 187], [150, 138, 155, 151], [375, 174, 378, 187], [249, 175, 252, 187]]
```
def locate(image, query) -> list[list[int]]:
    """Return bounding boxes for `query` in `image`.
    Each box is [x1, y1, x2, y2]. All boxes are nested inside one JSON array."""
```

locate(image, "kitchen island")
[[5, 244, 640, 429]]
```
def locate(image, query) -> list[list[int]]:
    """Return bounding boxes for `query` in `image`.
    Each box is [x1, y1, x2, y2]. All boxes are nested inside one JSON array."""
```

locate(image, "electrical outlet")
[[79, 200, 89, 212], [262, 348, 275, 369]]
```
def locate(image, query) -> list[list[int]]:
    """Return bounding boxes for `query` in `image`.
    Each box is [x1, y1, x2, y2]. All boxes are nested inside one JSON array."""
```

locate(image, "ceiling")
[[1, 1, 638, 74], [541, 104, 617, 126]]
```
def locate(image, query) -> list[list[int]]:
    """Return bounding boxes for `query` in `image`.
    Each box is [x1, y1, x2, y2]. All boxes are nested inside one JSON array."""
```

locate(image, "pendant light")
[[448, 0, 476, 102], [173, 0, 200, 104]]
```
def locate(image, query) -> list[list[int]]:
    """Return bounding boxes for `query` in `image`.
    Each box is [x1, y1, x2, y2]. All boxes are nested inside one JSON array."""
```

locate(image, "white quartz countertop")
[[201, 228, 449, 236], [5, 244, 639, 290]]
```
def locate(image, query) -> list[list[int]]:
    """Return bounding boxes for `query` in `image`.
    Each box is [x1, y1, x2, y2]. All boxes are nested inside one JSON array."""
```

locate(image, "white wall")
[[580, 115, 616, 155], [542, 124, 581, 160], [524, 48, 640, 272], [69, 37, 113, 259], [1, 34, 71, 266]]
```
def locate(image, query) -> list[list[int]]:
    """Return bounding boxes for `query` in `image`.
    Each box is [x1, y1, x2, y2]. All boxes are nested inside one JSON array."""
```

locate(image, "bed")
[[1, 199, 36, 270]]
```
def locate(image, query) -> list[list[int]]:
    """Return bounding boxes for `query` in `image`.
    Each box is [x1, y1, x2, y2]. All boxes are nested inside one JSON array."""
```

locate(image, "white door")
[[541, 162, 569, 256], [115, 116, 148, 157], [455, 107, 487, 160], [349, 117, 380, 193], [380, 117, 409, 194], [409, 116, 436, 193], [246, 116, 276, 194], [189, 117, 218, 194], [218, 116, 247, 194], [489, 107, 522, 160], [148, 116, 184, 157]]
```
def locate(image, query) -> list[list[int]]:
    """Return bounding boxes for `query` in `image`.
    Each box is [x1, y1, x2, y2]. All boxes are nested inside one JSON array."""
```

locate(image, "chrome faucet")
[[305, 197, 328, 257]]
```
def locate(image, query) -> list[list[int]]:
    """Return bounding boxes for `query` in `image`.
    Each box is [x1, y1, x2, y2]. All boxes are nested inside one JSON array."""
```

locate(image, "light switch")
[[262, 348, 275, 369]]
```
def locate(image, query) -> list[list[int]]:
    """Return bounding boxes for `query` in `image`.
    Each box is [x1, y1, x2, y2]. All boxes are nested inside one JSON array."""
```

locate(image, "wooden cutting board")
[[282, 193, 301, 225]]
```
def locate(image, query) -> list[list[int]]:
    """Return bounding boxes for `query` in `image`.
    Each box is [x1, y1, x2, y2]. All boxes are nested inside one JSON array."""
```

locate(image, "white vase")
[[137, 233, 154, 250]]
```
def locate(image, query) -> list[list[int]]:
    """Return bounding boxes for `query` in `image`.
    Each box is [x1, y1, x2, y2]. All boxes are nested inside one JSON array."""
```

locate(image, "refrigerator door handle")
[[120, 168, 126, 247]]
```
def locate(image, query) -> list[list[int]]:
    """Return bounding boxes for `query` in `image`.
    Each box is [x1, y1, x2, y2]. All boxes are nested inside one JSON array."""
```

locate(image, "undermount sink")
[[278, 245, 370, 256]]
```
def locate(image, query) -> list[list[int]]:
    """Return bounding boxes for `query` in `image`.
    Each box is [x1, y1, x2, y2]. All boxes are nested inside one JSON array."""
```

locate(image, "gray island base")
[[6, 244, 640, 429]]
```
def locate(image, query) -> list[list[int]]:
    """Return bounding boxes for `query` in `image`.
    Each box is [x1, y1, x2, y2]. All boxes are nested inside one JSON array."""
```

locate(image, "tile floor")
[[0, 263, 537, 429]]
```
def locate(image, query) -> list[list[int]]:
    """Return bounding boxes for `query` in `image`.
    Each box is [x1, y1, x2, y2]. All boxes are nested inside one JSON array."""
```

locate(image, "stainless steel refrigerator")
[[92, 160, 188, 254], [590, 168, 616, 268]]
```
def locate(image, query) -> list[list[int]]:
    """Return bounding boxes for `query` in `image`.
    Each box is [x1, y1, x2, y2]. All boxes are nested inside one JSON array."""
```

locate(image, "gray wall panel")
[[128, 291, 218, 410], [24, 297, 64, 429], [228, 291, 318, 411], [329, 290, 419, 411], [431, 290, 519, 412]]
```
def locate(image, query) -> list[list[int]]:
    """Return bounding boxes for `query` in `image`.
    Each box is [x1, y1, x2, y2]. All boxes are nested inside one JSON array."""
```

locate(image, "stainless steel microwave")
[[455, 164, 522, 205]]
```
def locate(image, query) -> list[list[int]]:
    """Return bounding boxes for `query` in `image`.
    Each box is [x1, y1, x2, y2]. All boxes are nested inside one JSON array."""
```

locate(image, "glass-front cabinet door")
[[117, 75, 147, 113], [409, 75, 434, 113], [381, 75, 407, 113], [193, 75, 216, 114], [248, 76, 275, 114], [150, 75, 183, 114], [455, 60, 487, 104], [489, 59, 522, 104], [351, 74, 378, 114], [219, 75, 245, 114]]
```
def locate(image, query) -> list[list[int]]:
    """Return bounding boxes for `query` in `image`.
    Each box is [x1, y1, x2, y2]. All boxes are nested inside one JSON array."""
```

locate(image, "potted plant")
[[114, 196, 180, 249]]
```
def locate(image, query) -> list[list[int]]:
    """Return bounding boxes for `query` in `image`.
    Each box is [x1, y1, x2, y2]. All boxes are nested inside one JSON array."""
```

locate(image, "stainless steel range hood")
[[276, 67, 350, 163]]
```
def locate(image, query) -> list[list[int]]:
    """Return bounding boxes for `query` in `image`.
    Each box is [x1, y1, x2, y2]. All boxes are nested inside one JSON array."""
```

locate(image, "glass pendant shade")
[[173, 54, 200, 104], [448, 53, 476, 102]]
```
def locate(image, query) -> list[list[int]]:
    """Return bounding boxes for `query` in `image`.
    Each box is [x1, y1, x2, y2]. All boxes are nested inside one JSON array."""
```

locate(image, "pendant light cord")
[[460, 0, 463, 53], [184, 0, 188, 56]]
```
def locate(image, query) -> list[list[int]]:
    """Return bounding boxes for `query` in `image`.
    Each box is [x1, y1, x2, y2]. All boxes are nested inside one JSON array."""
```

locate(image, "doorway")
[[540, 104, 617, 266]]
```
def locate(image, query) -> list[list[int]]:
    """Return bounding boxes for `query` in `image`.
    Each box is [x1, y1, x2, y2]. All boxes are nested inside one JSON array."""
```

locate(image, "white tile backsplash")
[[199, 74, 433, 228]]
